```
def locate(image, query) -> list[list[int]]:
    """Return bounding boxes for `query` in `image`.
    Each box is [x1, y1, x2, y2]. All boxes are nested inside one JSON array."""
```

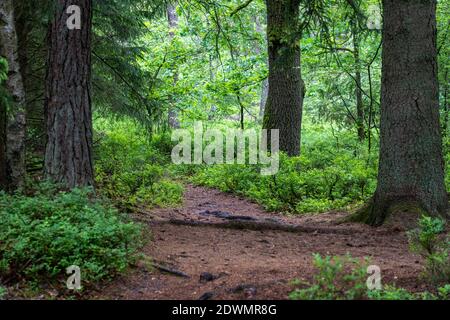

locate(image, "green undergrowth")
[[94, 119, 184, 211], [188, 124, 378, 214], [0, 182, 145, 289]]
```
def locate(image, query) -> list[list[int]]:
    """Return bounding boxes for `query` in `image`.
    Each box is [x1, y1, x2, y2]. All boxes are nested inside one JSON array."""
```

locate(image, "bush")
[[94, 119, 183, 210], [407, 215, 450, 284], [0, 185, 145, 286], [367, 285, 416, 300], [367, 284, 450, 300], [290, 252, 450, 300], [289, 254, 369, 300], [0, 286, 6, 299], [192, 150, 376, 214]]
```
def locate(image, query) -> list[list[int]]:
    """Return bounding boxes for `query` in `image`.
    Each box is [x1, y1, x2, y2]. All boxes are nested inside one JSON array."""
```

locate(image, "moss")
[[343, 198, 429, 227]]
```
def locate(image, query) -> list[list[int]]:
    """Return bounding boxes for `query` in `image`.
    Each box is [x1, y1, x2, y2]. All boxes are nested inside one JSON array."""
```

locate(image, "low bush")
[[191, 126, 377, 214], [290, 253, 450, 300], [407, 215, 450, 284], [0, 184, 145, 286], [289, 254, 369, 300], [94, 119, 183, 210], [0, 286, 6, 299]]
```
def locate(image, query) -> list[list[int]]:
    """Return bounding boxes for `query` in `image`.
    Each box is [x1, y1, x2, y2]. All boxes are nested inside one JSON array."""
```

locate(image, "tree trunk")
[[351, 20, 365, 142], [0, 0, 27, 190], [167, 3, 180, 129], [44, 0, 94, 188], [263, 0, 304, 156], [443, 69, 448, 137], [0, 59, 6, 189], [361, 0, 448, 225]]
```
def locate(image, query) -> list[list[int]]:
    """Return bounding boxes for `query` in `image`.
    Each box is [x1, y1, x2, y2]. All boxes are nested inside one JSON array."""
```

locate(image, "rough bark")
[[0, 63, 6, 189], [360, 0, 449, 225], [443, 69, 448, 137], [263, 0, 304, 156], [0, 0, 27, 190], [167, 3, 180, 129], [44, 0, 94, 188]]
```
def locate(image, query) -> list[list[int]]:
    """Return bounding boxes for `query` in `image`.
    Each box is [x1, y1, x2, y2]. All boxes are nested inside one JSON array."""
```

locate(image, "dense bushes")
[[191, 125, 378, 214], [94, 120, 183, 210], [0, 184, 144, 285]]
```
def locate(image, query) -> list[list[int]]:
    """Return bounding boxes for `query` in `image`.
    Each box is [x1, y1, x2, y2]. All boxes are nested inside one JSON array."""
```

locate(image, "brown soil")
[[91, 185, 429, 300]]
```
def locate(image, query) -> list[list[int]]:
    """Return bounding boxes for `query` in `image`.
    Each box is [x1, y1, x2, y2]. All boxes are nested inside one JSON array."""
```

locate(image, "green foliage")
[[290, 252, 450, 300], [0, 57, 8, 110], [407, 215, 450, 284], [0, 184, 144, 285], [191, 124, 377, 214], [367, 286, 418, 300], [289, 254, 369, 300], [368, 284, 450, 301], [94, 119, 183, 210], [0, 286, 6, 299]]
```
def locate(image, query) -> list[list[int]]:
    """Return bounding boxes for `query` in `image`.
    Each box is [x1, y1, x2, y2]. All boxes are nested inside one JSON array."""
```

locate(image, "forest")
[[0, 0, 449, 302]]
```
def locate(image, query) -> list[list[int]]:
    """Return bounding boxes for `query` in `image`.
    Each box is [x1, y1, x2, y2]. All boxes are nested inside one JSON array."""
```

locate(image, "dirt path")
[[92, 185, 427, 300]]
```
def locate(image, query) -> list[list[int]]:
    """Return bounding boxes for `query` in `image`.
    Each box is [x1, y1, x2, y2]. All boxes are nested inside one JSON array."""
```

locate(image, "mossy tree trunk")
[[44, 0, 94, 188], [0, 0, 27, 190], [263, 0, 304, 156], [362, 0, 448, 225]]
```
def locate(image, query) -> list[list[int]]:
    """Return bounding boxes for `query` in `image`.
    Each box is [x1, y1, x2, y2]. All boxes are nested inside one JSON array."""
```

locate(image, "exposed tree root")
[[152, 262, 190, 278], [344, 197, 436, 227], [149, 217, 365, 235]]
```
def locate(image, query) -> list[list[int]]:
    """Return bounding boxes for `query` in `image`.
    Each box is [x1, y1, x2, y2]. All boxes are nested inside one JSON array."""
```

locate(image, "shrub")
[[0, 185, 145, 286], [289, 254, 369, 300], [0, 286, 6, 299], [94, 119, 183, 210], [367, 284, 450, 300], [367, 285, 416, 300], [192, 151, 375, 214], [407, 215, 450, 284]]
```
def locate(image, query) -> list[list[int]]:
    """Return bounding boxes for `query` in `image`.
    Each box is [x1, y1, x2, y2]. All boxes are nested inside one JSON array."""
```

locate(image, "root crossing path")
[[94, 185, 426, 300]]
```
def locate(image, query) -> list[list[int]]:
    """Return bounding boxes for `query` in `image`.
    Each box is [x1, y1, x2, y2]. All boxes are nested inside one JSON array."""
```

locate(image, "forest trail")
[[93, 185, 426, 300]]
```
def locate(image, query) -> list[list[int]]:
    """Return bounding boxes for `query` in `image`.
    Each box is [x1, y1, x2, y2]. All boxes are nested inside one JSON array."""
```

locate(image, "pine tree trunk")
[[0, 73, 6, 189], [44, 0, 94, 188], [443, 69, 449, 137], [263, 0, 304, 156], [363, 0, 448, 225], [0, 0, 27, 190]]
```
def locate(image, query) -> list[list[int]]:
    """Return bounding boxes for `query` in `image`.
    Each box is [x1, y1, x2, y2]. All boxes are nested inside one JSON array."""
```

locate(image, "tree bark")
[[44, 0, 94, 188], [362, 0, 448, 225], [443, 69, 448, 137], [0, 59, 6, 189], [263, 0, 304, 156], [0, 0, 27, 190]]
